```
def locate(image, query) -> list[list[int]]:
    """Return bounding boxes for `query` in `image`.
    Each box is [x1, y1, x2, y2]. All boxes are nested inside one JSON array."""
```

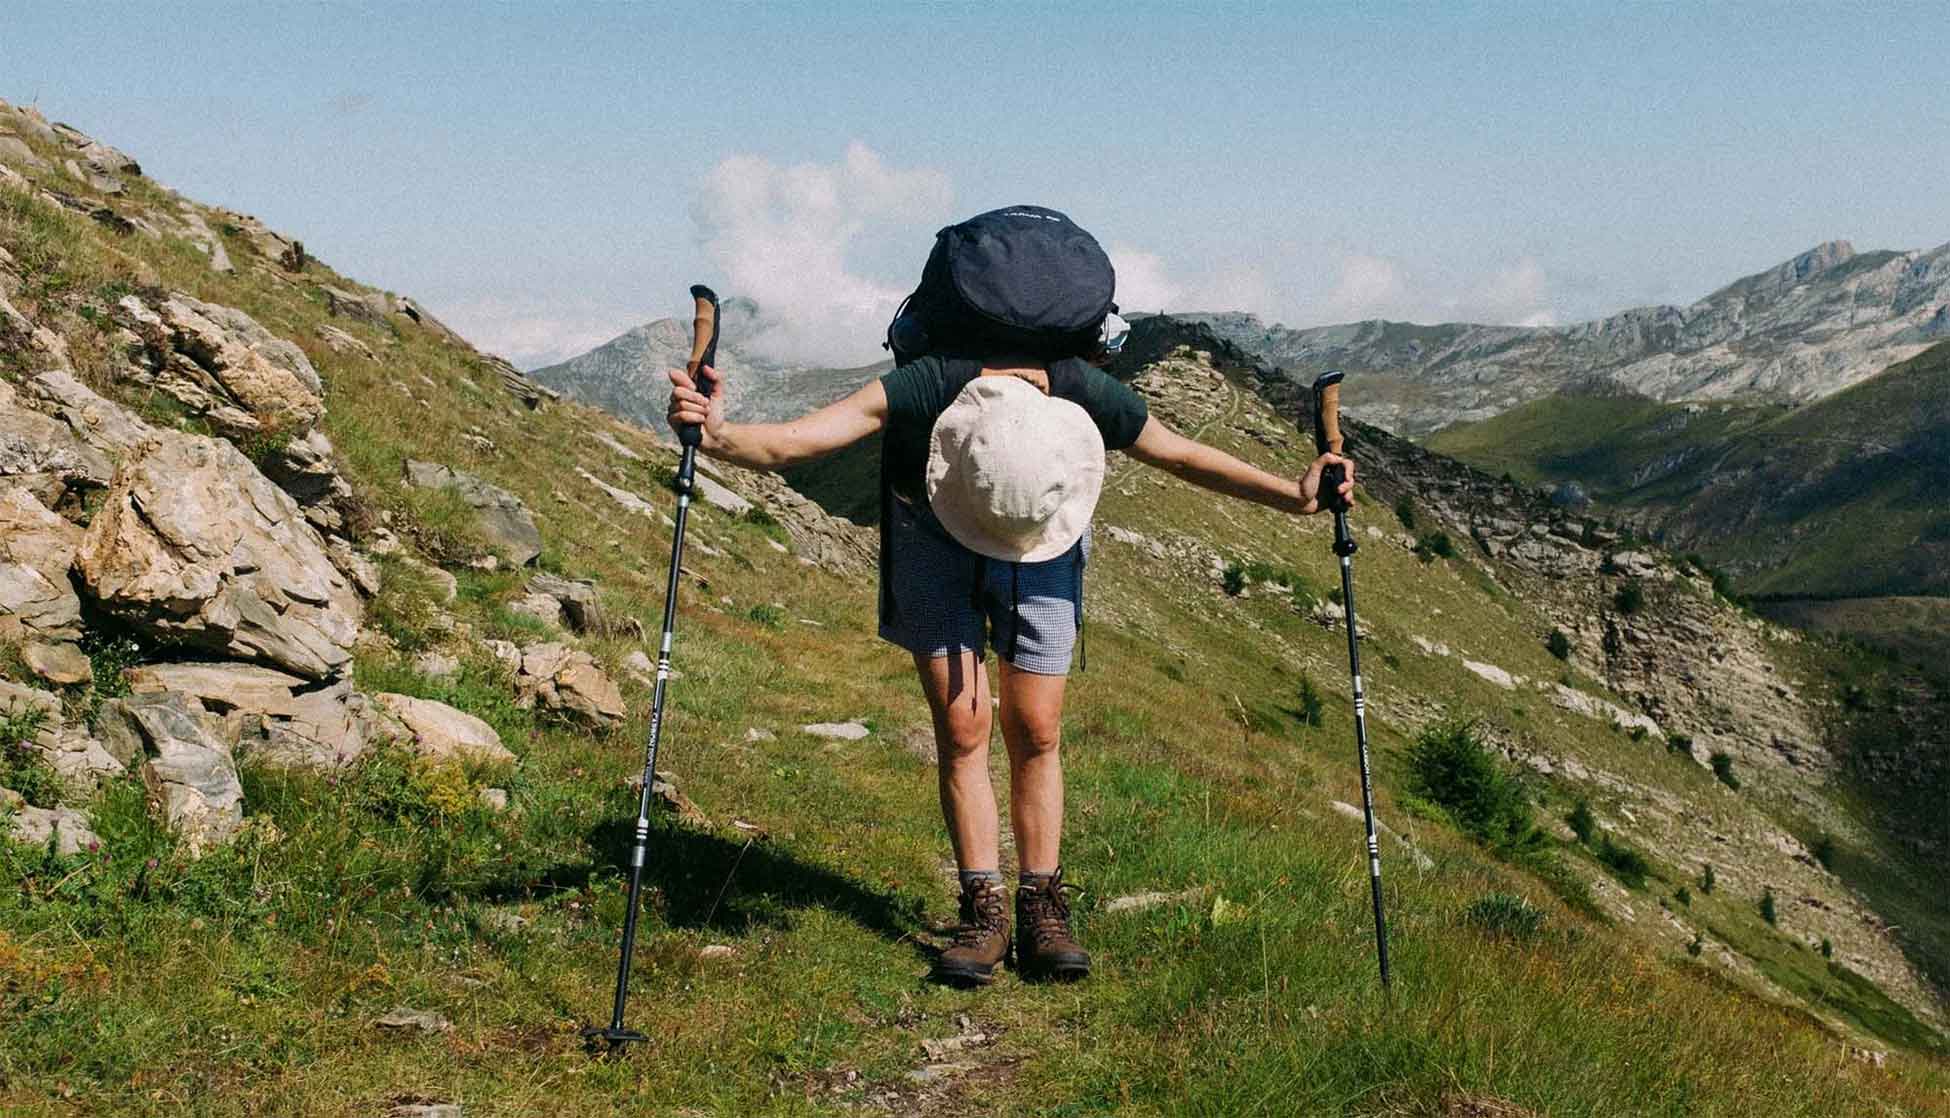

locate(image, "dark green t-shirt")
[[878, 356, 1150, 503]]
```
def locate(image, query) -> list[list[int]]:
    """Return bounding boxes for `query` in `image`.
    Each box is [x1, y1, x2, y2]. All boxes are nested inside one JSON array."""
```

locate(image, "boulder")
[[2, 680, 122, 796], [97, 692, 245, 852], [0, 379, 113, 505], [50, 121, 140, 177], [506, 591, 565, 630], [320, 285, 392, 326], [7, 805, 101, 856], [526, 574, 609, 634], [402, 460, 542, 565], [76, 430, 361, 680], [315, 324, 376, 360], [0, 134, 48, 170], [0, 484, 84, 642], [512, 642, 625, 727], [802, 721, 870, 741], [372, 693, 514, 766]]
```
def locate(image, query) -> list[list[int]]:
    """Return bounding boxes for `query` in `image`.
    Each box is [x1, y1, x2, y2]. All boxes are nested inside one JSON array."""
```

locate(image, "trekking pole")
[[1310, 370, 1392, 992], [585, 284, 720, 1054]]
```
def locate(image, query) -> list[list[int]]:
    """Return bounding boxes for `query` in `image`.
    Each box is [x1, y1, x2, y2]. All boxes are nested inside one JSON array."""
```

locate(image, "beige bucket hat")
[[925, 375, 1106, 562]]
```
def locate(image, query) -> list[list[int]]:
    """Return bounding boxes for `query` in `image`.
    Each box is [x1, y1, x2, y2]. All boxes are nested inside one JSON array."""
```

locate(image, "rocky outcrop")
[[123, 661, 373, 770], [77, 430, 361, 680], [0, 378, 112, 506], [372, 693, 514, 766], [97, 692, 245, 853], [2, 679, 122, 797], [113, 293, 323, 436], [511, 642, 625, 728], [402, 460, 542, 565], [0, 484, 84, 644], [523, 574, 611, 635]]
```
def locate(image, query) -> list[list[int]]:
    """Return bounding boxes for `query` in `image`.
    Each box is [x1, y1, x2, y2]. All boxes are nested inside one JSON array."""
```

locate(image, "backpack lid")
[[942, 206, 1116, 336]]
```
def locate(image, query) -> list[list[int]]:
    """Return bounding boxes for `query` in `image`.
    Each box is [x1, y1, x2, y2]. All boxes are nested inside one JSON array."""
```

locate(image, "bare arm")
[[667, 366, 887, 472], [1124, 417, 1355, 515]]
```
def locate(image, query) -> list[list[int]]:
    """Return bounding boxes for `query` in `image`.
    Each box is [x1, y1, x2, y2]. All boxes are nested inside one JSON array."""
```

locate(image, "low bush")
[[1710, 751, 1740, 790], [1614, 581, 1645, 615], [1546, 629, 1572, 660], [1413, 532, 1456, 561], [1393, 495, 1418, 531], [1595, 835, 1653, 890], [1811, 833, 1836, 871], [1294, 675, 1324, 728], [1221, 562, 1245, 597], [1406, 720, 1540, 853], [1566, 799, 1597, 845], [1761, 887, 1778, 926], [1463, 892, 1544, 939]]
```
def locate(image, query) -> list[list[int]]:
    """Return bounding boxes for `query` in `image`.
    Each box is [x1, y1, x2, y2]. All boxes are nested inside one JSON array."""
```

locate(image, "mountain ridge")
[[1174, 237, 1950, 435]]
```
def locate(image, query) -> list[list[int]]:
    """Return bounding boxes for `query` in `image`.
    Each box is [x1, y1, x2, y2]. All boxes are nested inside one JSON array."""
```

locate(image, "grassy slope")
[[2, 132, 1946, 1115], [1424, 344, 1950, 600]]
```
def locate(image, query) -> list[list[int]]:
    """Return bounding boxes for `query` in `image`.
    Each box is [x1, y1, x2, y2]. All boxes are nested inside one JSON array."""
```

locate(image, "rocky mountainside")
[[1424, 341, 1950, 600], [528, 300, 888, 427], [3, 101, 1946, 1113], [1177, 239, 1950, 435]]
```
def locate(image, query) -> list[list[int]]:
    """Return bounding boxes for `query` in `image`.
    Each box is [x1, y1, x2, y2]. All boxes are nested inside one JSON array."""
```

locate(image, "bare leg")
[[996, 659, 1069, 873], [914, 651, 997, 872]]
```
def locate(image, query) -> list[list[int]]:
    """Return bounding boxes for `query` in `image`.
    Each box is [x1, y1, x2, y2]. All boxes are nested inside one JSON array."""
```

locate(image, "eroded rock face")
[[97, 692, 245, 853], [76, 430, 360, 680], [0, 484, 84, 643], [402, 460, 542, 565], [24, 368, 156, 456], [121, 661, 374, 771], [512, 642, 625, 728], [372, 693, 514, 766], [1, 679, 122, 797], [8, 805, 102, 856], [0, 379, 113, 506], [114, 293, 323, 436]]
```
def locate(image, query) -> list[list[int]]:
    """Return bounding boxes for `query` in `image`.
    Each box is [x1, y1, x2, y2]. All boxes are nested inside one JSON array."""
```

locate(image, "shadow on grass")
[[472, 808, 933, 958]]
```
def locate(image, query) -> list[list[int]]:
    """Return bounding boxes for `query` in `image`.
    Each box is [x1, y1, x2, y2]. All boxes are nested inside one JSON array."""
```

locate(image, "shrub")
[[746, 603, 786, 629], [1614, 581, 1645, 614], [1463, 892, 1544, 939], [1674, 885, 1692, 907], [1393, 495, 1418, 531], [1566, 799, 1597, 845], [1811, 833, 1836, 871], [1294, 675, 1324, 728], [1667, 732, 1695, 757], [1760, 887, 1778, 926], [1710, 751, 1740, 790], [1546, 629, 1572, 660], [1687, 934, 1705, 957], [1821, 938, 1834, 959], [1221, 562, 1245, 597], [1595, 835, 1653, 890], [1289, 577, 1321, 613], [1700, 863, 1717, 894], [1413, 531, 1456, 561], [1406, 720, 1539, 852]]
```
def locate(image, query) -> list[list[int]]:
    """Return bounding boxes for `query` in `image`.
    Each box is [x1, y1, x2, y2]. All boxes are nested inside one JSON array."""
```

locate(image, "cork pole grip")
[[686, 285, 720, 377], [1316, 381, 1344, 455]]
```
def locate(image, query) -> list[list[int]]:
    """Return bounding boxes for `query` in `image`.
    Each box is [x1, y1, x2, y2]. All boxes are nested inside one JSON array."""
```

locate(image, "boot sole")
[[1017, 953, 1090, 983], [934, 960, 1002, 987]]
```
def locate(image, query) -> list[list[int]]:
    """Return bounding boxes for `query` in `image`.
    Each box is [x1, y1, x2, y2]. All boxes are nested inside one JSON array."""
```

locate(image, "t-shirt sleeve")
[[1080, 366, 1150, 450], [878, 357, 945, 430]]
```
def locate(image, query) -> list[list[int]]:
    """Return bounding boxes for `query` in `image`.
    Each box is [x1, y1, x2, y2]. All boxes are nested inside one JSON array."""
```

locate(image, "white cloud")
[[1290, 253, 1557, 328], [436, 296, 637, 371], [1105, 244, 1181, 314], [691, 141, 952, 367]]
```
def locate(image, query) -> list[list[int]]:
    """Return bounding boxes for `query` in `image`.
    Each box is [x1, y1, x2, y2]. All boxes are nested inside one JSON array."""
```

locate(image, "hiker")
[[666, 206, 1353, 986]]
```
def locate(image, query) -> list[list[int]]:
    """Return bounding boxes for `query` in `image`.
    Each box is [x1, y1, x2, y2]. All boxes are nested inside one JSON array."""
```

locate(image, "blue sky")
[[6, 2, 1947, 368]]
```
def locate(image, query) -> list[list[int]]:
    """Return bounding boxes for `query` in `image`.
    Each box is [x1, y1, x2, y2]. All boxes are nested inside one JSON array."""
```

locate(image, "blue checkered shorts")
[[878, 497, 1087, 676]]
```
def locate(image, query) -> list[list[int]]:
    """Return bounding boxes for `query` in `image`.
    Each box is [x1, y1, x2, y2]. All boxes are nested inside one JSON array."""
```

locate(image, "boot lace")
[[1021, 879, 1080, 943], [953, 884, 1007, 948]]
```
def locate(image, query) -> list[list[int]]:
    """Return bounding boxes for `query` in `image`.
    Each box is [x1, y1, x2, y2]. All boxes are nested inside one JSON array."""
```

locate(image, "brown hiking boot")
[[937, 877, 1010, 986], [1015, 868, 1090, 981]]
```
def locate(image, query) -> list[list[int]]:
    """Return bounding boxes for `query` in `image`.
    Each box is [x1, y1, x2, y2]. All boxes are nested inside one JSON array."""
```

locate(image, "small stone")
[[698, 944, 736, 960], [374, 1007, 452, 1033], [387, 1104, 462, 1118], [21, 640, 91, 685], [1104, 886, 1210, 913], [920, 1033, 988, 1060], [413, 651, 460, 679], [478, 787, 509, 812], [744, 727, 775, 743], [801, 721, 869, 741]]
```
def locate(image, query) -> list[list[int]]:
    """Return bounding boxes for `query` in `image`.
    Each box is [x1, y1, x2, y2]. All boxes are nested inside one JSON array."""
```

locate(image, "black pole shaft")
[[1332, 508, 1391, 990], [599, 440, 700, 1045]]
